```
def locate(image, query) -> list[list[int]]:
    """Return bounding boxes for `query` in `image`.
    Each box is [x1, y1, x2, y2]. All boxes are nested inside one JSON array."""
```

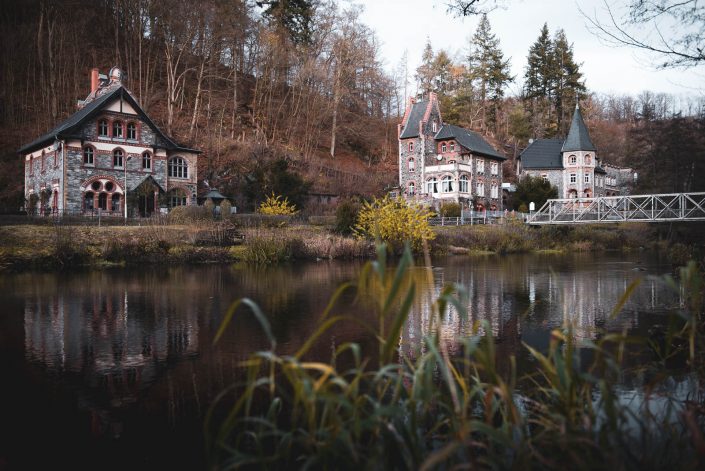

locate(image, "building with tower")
[[19, 66, 201, 216], [517, 104, 634, 198], [398, 93, 506, 211]]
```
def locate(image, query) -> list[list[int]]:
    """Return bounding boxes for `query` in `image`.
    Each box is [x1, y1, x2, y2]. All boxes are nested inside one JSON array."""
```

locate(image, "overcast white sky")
[[356, 0, 704, 97]]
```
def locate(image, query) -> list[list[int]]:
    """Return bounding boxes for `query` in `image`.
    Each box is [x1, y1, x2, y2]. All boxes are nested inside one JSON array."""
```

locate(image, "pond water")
[[0, 252, 684, 469]]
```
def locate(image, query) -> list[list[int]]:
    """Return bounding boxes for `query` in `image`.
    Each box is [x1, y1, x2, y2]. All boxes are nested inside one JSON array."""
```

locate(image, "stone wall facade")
[[22, 84, 199, 216]]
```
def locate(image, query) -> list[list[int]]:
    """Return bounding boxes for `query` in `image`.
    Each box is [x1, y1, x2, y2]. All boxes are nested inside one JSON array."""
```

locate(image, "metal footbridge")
[[528, 192, 705, 225]]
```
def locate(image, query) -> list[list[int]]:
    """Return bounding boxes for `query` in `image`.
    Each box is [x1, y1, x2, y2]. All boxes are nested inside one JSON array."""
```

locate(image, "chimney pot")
[[91, 68, 99, 93]]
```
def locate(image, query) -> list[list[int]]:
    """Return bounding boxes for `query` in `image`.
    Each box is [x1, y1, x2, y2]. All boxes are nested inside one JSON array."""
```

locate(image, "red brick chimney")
[[90, 68, 99, 93]]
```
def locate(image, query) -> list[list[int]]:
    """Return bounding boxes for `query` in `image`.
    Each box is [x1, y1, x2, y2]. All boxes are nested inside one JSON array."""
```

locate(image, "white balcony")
[[425, 162, 473, 173]]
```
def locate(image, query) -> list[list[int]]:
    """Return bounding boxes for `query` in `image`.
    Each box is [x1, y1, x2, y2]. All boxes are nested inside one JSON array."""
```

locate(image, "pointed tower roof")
[[561, 104, 596, 152]]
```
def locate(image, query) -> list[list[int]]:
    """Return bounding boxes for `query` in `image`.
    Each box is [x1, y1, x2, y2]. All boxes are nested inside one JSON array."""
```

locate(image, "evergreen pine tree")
[[415, 39, 435, 97], [467, 14, 512, 132], [523, 23, 556, 136], [553, 29, 587, 134]]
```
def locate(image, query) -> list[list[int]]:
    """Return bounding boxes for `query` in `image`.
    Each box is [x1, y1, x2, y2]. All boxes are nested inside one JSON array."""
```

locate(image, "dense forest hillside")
[[1, 0, 703, 211]]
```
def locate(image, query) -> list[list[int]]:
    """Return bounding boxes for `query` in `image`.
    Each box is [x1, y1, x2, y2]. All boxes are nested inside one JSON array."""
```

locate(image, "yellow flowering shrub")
[[257, 194, 298, 215], [354, 196, 435, 252]]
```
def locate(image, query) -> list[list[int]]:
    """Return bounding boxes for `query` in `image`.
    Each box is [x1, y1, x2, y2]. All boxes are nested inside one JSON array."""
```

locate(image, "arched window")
[[426, 177, 438, 194], [142, 151, 152, 170], [585, 154, 591, 164], [98, 120, 108, 137], [113, 149, 124, 168], [569, 155, 577, 165], [127, 122, 137, 140], [441, 143, 447, 153], [441, 175, 453, 192], [111, 193, 121, 212], [84, 191, 94, 210], [408, 158, 415, 172], [477, 181, 485, 196], [408, 181, 415, 196], [113, 121, 124, 138], [83, 146, 94, 165], [459, 175, 469, 193], [450, 142, 455, 152], [408, 141, 414, 152], [491, 183, 498, 198], [168, 157, 188, 178]]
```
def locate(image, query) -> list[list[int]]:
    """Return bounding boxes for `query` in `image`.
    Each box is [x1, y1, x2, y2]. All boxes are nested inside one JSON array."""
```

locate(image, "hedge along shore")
[[0, 219, 698, 272]]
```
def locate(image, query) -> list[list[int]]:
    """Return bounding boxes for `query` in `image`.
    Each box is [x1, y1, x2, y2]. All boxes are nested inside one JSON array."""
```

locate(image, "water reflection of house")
[[23, 284, 200, 436], [399, 256, 670, 358]]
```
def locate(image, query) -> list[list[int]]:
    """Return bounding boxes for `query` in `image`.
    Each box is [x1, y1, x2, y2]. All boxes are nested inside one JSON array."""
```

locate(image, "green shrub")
[[440, 202, 461, 217], [354, 196, 435, 253], [335, 199, 361, 235], [241, 235, 292, 264]]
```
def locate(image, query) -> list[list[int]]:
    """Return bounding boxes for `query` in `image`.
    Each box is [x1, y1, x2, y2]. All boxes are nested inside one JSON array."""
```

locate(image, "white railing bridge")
[[528, 192, 705, 225]]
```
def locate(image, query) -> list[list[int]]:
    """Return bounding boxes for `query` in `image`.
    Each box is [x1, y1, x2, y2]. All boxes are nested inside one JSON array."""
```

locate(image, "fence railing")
[[429, 211, 529, 226]]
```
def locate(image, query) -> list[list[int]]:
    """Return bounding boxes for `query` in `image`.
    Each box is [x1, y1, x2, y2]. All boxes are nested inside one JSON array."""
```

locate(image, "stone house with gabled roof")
[[398, 93, 506, 210], [19, 67, 201, 216], [517, 104, 634, 199]]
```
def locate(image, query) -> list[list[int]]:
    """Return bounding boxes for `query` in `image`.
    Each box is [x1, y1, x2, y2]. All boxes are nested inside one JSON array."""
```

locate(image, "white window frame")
[[450, 142, 455, 151], [570, 155, 577, 165], [570, 173, 577, 184], [584, 173, 590, 183], [408, 181, 415, 195], [491, 161, 498, 175], [477, 182, 485, 196], [459, 175, 469, 193], [477, 159, 485, 173], [426, 178, 438, 194], [441, 175, 453, 193], [491, 183, 498, 198], [441, 143, 447, 153], [408, 158, 415, 172]]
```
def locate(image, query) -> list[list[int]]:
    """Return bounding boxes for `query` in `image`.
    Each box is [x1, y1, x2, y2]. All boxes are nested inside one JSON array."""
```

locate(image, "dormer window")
[[113, 121, 124, 138], [127, 122, 137, 140], [98, 120, 108, 137], [441, 143, 447, 153]]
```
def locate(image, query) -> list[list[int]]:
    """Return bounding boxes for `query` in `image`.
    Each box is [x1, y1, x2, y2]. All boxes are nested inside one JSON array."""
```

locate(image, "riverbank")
[[0, 220, 699, 271]]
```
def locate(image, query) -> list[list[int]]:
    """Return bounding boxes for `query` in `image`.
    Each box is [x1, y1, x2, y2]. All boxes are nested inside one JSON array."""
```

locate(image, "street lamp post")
[[124, 155, 132, 221]]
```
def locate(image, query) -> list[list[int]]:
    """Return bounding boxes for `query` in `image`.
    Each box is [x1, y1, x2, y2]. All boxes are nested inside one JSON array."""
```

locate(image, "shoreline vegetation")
[[205, 245, 705, 469], [0, 214, 701, 271]]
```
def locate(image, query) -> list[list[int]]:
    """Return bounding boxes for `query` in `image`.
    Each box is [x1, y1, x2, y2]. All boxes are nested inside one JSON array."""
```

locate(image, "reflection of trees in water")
[[16, 262, 375, 439]]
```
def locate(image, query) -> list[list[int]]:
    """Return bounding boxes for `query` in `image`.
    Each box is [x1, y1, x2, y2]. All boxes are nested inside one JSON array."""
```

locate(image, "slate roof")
[[595, 165, 607, 174], [18, 86, 200, 155], [519, 139, 564, 169], [399, 100, 428, 139], [435, 124, 505, 160], [562, 106, 596, 152]]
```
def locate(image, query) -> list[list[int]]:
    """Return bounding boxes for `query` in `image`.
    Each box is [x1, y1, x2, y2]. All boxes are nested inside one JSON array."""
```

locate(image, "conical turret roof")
[[562, 104, 596, 152]]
